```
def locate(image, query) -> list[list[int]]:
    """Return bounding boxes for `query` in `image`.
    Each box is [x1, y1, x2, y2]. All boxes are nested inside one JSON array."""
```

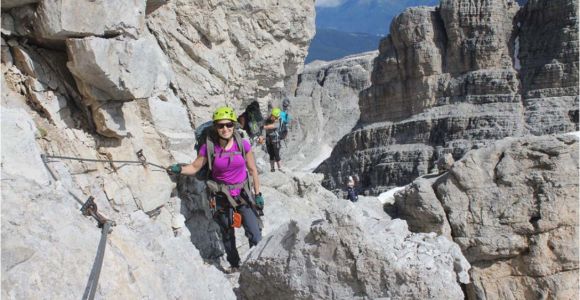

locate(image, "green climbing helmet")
[[213, 106, 237, 122], [271, 107, 281, 118]]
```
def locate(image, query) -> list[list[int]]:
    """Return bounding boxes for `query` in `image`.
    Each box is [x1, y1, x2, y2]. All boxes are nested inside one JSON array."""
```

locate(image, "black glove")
[[166, 164, 182, 175]]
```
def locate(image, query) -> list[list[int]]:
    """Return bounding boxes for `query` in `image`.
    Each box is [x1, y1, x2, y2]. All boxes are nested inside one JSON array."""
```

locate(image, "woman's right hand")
[[255, 193, 264, 208], [166, 164, 182, 175]]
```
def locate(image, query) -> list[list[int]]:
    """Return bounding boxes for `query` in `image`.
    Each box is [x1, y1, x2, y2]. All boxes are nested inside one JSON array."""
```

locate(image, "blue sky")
[[316, 0, 344, 7], [314, 0, 440, 36], [316, 0, 439, 8]]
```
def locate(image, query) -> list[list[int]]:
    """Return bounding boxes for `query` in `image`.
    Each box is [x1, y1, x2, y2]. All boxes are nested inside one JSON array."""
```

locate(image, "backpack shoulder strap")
[[233, 130, 257, 204], [233, 131, 247, 159], [206, 136, 215, 172]]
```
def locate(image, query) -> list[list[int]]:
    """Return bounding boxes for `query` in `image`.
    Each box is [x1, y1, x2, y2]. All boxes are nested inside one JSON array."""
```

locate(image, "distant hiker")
[[238, 101, 265, 145], [166, 106, 264, 272], [264, 107, 283, 172], [280, 97, 290, 122], [278, 98, 291, 141], [346, 176, 358, 202]]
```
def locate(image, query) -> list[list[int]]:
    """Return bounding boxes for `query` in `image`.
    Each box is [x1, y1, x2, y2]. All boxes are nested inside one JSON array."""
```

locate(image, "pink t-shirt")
[[199, 139, 251, 196]]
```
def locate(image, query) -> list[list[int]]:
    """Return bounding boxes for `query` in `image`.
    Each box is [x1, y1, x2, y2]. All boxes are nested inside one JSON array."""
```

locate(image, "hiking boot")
[[270, 168, 275, 172]]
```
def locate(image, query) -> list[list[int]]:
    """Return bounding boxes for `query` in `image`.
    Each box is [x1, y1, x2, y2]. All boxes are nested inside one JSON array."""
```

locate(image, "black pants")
[[213, 193, 262, 268], [347, 187, 358, 202], [266, 139, 281, 162]]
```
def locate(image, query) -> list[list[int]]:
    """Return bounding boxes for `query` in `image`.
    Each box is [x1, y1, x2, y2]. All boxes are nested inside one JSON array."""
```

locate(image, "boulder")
[[391, 177, 453, 239], [437, 153, 454, 173], [66, 34, 171, 102], [239, 201, 470, 299], [393, 134, 579, 299], [66, 34, 173, 137], [34, 0, 145, 40]]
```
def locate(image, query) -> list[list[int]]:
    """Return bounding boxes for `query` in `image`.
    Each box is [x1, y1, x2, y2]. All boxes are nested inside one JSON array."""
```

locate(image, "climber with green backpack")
[[166, 106, 264, 272], [264, 107, 284, 172]]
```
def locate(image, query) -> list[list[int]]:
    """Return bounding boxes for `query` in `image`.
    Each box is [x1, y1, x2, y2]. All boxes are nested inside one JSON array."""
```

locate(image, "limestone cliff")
[[316, 0, 579, 194], [1, 0, 316, 298], [391, 134, 579, 299], [2, 0, 577, 299], [283, 51, 377, 171], [1, 1, 472, 299]]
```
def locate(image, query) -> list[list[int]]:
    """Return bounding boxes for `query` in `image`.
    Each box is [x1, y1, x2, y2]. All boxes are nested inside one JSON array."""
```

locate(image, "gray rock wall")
[[391, 134, 579, 299], [0, 103, 236, 300], [317, 0, 579, 193], [519, 0, 580, 135], [283, 51, 376, 171], [146, 0, 315, 125], [1, 0, 316, 298]]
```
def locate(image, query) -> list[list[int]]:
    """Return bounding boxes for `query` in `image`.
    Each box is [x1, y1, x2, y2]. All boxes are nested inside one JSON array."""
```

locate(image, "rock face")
[[146, 0, 315, 125], [2, 0, 316, 298], [0, 104, 236, 299], [239, 201, 470, 299], [391, 134, 579, 299], [316, 0, 579, 193], [1, 0, 39, 10], [282, 51, 376, 171], [2, 0, 315, 136], [34, 0, 146, 40], [2, 0, 575, 299], [519, 0, 580, 135]]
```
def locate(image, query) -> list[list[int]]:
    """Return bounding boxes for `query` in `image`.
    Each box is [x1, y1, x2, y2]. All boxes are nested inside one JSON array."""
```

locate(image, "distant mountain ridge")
[[316, 0, 439, 36], [305, 28, 381, 63], [310, 0, 529, 62], [310, 0, 439, 62]]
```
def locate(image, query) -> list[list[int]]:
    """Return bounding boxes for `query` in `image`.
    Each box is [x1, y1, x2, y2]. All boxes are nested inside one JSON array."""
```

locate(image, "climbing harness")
[[80, 196, 116, 300], [41, 149, 166, 170]]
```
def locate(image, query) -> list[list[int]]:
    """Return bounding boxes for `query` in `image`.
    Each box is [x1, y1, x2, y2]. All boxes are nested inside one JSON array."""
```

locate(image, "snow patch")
[[378, 186, 407, 204], [565, 131, 580, 139], [302, 144, 334, 172]]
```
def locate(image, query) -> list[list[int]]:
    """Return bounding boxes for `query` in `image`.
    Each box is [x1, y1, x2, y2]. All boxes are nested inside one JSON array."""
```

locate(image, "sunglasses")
[[215, 122, 235, 129]]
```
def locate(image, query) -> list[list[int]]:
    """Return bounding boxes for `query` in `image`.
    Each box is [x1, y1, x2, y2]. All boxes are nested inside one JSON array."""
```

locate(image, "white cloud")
[[315, 0, 345, 7]]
